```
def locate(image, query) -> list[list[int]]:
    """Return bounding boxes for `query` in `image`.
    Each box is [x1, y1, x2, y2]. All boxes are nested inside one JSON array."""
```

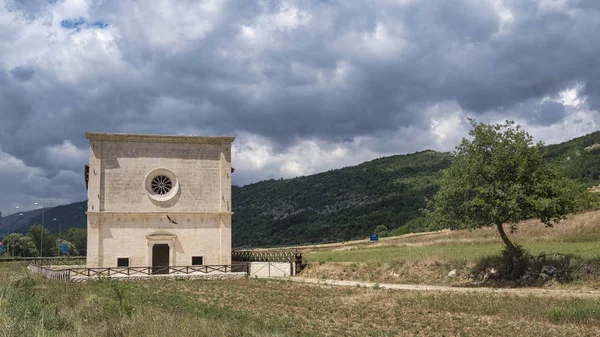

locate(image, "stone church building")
[[85, 132, 234, 271]]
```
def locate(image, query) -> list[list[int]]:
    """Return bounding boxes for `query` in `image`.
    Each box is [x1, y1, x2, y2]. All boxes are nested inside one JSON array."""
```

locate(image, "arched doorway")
[[152, 244, 170, 274]]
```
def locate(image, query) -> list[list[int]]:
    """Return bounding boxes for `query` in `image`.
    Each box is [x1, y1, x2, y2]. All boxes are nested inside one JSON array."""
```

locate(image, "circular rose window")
[[145, 169, 179, 202], [151, 174, 172, 195]]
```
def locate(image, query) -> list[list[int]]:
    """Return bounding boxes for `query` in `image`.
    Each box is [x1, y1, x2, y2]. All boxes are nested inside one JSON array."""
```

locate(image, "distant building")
[[85, 132, 234, 272]]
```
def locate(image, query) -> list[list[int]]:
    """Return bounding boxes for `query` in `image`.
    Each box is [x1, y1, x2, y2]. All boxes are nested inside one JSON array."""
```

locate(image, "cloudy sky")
[[0, 0, 599, 214]]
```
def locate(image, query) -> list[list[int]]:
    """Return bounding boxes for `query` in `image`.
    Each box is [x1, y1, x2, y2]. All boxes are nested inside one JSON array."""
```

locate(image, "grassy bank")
[[1, 264, 600, 336], [300, 210, 600, 287], [305, 241, 600, 264]]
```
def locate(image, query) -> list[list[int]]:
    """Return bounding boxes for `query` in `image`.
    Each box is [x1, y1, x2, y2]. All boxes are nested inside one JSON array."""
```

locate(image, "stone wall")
[[88, 213, 231, 267], [85, 133, 234, 268], [87, 139, 232, 213], [236, 262, 296, 278]]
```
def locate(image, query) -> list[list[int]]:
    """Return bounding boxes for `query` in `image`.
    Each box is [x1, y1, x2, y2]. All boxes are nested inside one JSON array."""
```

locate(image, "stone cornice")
[[85, 132, 235, 144], [87, 211, 234, 216]]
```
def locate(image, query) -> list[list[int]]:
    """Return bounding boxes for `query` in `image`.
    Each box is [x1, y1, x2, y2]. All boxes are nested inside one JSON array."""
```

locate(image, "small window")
[[192, 256, 203, 266], [117, 258, 129, 267]]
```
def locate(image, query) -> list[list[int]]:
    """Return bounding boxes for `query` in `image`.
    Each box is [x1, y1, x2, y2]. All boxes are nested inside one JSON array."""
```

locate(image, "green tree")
[[55, 239, 79, 256], [28, 224, 56, 257], [373, 225, 389, 237], [63, 228, 87, 256], [431, 120, 584, 279], [4, 233, 39, 257]]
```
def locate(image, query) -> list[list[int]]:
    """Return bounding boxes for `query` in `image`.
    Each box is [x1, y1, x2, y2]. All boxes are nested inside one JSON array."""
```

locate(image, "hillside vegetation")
[[4, 131, 599, 248], [232, 131, 600, 247], [232, 150, 452, 247], [301, 209, 600, 287], [546, 130, 600, 184]]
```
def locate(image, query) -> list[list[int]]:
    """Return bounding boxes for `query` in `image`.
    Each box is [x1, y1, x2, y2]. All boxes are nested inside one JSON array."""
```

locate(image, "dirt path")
[[289, 277, 600, 298]]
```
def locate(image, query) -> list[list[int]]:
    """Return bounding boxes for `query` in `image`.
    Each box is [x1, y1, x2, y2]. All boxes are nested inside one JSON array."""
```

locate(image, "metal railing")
[[232, 250, 302, 263]]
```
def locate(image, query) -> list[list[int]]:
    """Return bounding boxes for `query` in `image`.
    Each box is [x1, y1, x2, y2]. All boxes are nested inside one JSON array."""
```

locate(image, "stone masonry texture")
[[85, 133, 234, 268]]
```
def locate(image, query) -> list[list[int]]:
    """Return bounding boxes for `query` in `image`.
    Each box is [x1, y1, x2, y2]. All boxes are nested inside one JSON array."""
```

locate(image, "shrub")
[[472, 245, 530, 280], [472, 248, 600, 283]]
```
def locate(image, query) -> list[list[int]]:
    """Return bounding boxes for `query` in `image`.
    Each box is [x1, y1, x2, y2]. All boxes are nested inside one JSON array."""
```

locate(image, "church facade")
[[85, 132, 234, 271]]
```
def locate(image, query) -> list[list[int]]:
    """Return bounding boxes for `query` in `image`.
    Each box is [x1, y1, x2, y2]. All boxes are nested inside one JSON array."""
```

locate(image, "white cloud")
[[233, 133, 388, 185], [43, 140, 88, 172]]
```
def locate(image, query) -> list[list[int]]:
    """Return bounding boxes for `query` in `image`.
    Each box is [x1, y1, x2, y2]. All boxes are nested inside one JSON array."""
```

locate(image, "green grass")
[[305, 241, 600, 264], [547, 299, 600, 323], [0, 275, 301, 336], [1, 264, 600, 336]]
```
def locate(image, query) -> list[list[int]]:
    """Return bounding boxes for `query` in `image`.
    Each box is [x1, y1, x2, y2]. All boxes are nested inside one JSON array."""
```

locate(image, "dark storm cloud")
[[94, 0, 598, 144], [10, 66, 35, 82], [0, 0, 599, 211]]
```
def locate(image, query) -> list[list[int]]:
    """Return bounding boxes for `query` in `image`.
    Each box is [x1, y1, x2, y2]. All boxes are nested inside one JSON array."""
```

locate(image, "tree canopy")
[[3, 233, 38, 257], [431, 120, 585, 278], [28, 225, 55, 257]]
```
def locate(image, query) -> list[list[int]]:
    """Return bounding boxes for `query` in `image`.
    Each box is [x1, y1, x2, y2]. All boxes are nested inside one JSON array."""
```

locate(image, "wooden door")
[[152, 244, 170, 274]]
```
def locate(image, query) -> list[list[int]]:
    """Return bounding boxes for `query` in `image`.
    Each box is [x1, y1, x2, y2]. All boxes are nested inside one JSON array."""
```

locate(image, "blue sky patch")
[[60, 18, 108, 30], [60, 18, 85, 29], [88, 21, 109, 29]]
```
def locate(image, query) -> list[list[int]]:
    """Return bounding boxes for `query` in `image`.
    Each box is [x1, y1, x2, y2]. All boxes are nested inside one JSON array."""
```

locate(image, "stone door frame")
[[145, 231, 176, 267]]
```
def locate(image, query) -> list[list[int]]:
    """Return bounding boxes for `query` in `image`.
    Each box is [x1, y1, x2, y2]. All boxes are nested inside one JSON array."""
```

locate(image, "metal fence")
[[232, 250, 304, 273], [232, 250, 302, 263]]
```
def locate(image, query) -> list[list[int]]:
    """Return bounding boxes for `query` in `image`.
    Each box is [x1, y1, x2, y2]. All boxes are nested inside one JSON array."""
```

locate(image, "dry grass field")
[[300, 210, 600, 288], [1, 211, 599, 336], [1, 263, 600, 337]]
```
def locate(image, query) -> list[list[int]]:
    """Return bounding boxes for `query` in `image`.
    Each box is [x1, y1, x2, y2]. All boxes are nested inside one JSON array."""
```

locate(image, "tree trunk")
[[496, 223, 523, 280]]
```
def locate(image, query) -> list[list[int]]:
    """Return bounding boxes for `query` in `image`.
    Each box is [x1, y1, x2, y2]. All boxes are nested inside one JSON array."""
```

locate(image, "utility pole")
[[34, 203, 44, 258], [9, 206, 20, 236], [54, 218, 61, 256], [6, 206, 21, 257]]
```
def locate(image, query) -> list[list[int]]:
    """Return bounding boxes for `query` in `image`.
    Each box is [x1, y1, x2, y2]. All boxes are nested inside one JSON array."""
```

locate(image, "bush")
[[472, 245, 530, 280], [472, 248, 600, 283], [373, 225, 389, 237], [3, 234, 39, 257]]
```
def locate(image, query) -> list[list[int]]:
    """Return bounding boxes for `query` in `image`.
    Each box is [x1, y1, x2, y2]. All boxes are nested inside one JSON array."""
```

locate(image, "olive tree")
[[431, 120, 583, 279]]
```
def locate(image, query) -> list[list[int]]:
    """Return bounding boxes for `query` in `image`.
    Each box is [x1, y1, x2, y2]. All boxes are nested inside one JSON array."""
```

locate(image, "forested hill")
[[4, 131, 599, 247], [232, 151, 453, 247], [545, 130, 600, 184], [231, 131, 600, 247]]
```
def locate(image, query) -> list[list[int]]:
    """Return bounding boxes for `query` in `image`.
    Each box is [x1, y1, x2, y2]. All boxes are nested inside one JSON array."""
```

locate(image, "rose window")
[[145, 168, 179, 202], [151, 174, 173, 195]]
